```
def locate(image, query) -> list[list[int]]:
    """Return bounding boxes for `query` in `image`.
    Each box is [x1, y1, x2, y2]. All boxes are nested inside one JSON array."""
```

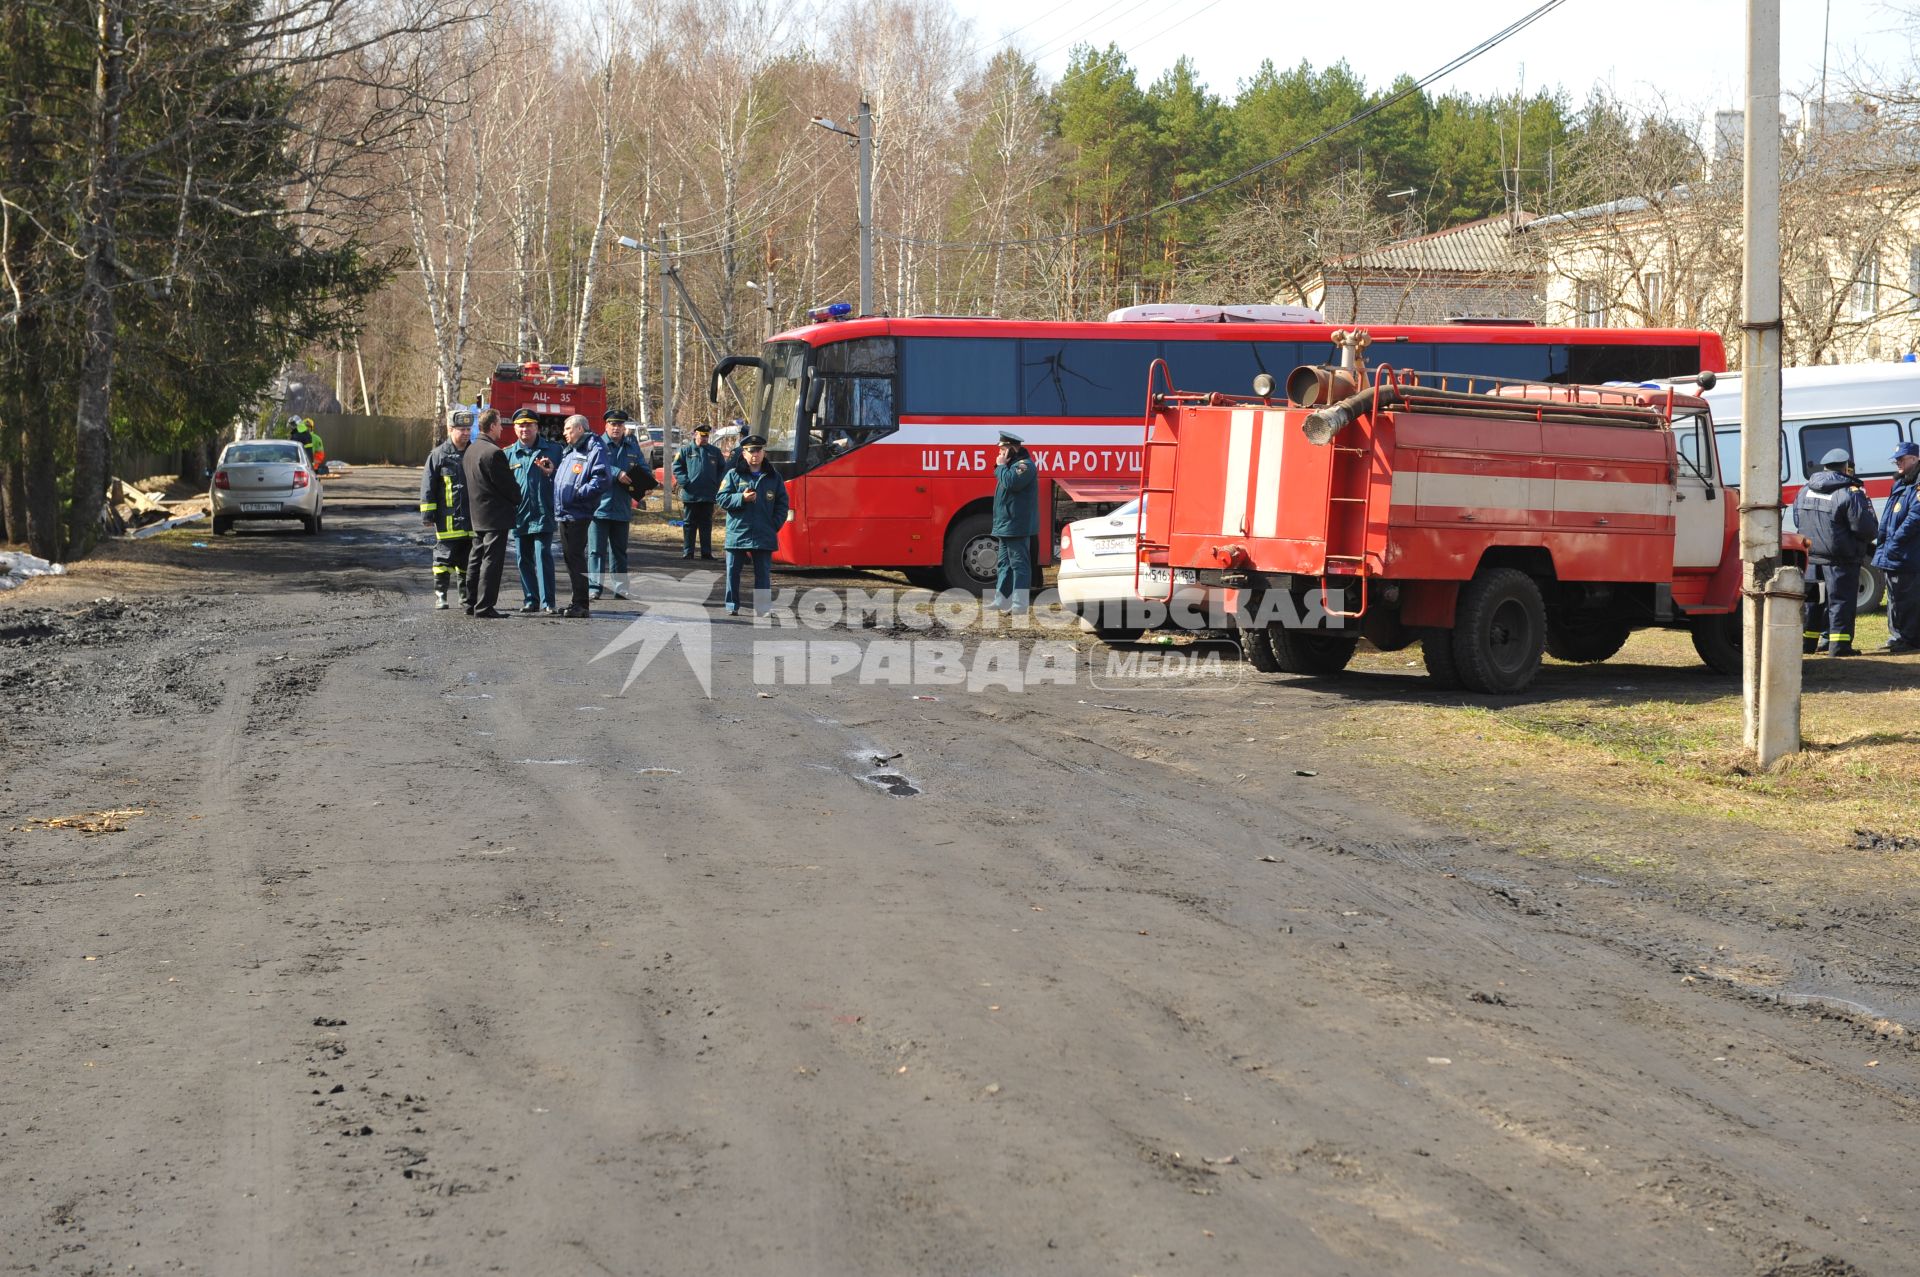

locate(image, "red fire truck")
[[488, 361, 607, 439], [1136, 344, 1745, 693]]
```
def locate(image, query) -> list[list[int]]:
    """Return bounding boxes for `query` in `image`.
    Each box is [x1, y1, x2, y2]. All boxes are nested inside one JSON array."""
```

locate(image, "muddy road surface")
[[3, 468, 1915, 1275]]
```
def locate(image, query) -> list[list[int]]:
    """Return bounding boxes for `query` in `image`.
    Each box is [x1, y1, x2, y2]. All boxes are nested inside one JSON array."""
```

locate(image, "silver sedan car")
[[210, 440, 325, 535]]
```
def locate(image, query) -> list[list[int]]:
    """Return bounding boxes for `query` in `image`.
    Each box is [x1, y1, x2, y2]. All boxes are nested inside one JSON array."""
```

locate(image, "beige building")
[[1295, 213, 1543, 325], [1519, 139, 1920, 365]]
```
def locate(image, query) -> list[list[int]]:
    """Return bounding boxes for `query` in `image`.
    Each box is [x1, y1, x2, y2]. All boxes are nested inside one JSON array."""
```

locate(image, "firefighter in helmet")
[[421, 407, 479, 609], [1791, 446, 1880, 656], [288, 416, 328, 475]]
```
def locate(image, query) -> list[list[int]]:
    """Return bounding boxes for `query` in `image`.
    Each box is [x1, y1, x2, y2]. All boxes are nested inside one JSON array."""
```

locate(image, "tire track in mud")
[[784, 685, 1916, 1274]]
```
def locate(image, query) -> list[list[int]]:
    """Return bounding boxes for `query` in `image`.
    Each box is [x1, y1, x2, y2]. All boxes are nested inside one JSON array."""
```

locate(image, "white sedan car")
[[1056, 496, 1213, 643], [211, 440, 325, 535]]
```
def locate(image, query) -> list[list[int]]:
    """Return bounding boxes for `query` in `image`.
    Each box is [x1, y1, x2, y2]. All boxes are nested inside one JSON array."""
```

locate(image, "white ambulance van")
[[1696, 358, 1920, 612]]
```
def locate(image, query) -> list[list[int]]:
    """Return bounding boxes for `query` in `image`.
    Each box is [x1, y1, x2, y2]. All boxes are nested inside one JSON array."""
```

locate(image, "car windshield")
[[226, 444, 301, 464], [1108, 498, 1141, 520]]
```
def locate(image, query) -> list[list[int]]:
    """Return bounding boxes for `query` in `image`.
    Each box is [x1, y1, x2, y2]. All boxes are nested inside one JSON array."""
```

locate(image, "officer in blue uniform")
[[715, 434, 789, 616], [588, 408, 647, 598], [504, 408, 563, 613], [1791, 446, 1880, 656], [990, 430, 1039, 614], [1871, 440, 1920, 653]]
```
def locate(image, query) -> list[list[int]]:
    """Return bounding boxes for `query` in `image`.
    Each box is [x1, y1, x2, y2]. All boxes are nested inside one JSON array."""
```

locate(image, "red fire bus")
[[709, 308, 1728, 592]]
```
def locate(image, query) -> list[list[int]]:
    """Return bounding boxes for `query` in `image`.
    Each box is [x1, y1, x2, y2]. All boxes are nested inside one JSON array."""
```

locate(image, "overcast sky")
[[952, 0, 1913, 118]]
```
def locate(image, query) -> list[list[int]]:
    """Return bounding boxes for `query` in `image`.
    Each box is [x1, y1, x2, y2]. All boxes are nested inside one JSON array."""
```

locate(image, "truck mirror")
[[805, 376, 825, 416]]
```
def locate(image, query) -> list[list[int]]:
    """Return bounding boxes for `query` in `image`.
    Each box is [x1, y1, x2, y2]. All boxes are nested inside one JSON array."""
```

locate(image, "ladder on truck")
[[1134, 360, 1184, 604], [1318, 400, 1377, 620]]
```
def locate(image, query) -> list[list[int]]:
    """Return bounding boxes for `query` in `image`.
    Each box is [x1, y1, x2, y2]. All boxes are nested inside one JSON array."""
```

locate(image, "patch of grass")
[[1328, 621, 1920, 899]]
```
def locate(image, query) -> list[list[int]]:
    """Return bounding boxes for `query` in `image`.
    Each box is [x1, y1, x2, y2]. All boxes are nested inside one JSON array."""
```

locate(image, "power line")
[[1120, 0, 1229, 60], [878, 0, 1568, 252]]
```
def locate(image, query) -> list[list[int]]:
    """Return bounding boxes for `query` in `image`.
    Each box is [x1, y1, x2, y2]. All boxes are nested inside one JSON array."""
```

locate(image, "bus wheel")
[[942, 511, 998, 595], [1268, 627, 1358, 675], [1689, 610, 1742, 676], [1858, 566, 1887, 614], [1450, 567, 1546, 694]]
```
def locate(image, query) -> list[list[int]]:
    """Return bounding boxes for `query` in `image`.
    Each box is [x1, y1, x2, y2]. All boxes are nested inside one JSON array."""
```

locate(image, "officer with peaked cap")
[[1791, 446, 1879, 656], [990, 430, 1039, 614]]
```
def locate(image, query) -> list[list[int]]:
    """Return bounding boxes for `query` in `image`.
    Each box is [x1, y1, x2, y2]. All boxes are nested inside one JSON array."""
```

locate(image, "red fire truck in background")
[[1137, 341, 1746, 694], [487, 361, 607, 439]]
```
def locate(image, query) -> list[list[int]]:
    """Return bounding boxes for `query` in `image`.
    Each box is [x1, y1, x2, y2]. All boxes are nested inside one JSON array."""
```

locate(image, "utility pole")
[[1741, 0, 1801, 767], [658, 227, 677, 518], [811, 98, 875, 316], [857, 97, 873, 317]]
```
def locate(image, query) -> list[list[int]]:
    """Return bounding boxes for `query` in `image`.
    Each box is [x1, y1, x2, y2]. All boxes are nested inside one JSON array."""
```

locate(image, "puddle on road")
[[862, 772, 920, 797]]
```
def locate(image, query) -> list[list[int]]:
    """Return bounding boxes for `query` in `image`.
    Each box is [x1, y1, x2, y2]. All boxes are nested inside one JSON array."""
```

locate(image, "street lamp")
[[810, 99, 873, 317], [744, 279, 776, 341]]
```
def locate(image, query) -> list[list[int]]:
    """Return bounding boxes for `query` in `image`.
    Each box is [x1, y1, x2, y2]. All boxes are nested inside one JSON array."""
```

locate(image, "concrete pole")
[[1741, 0, 1800, 765], [857, 97, 873, 317], [659, 227, 677, 518]]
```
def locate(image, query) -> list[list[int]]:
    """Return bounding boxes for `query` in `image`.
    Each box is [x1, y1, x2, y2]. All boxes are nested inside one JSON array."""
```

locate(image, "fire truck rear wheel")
[[1451, 567, 1546, 694], [1544, 617, 1631, 664], [943, 511, 998, 596], [1689, 611, 1742, 676], [1237, 622, 1281, 672], [1420, 631, 1462, 688], [1268, 627, 1359, 676]]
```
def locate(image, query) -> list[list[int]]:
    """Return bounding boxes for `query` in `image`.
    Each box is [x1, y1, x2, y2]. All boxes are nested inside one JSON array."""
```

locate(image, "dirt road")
[[3, 467, 1914, 1275]]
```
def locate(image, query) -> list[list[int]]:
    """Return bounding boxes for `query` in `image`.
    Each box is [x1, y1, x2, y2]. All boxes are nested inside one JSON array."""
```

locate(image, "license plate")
[[1140, 567, 1198, 586], [241, 502, 278, 512]]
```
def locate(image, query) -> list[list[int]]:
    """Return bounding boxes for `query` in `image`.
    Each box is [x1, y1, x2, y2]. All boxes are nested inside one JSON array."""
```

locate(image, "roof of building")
[[1326, 211, 1538, 275], [1525, 185, 1696, 231]]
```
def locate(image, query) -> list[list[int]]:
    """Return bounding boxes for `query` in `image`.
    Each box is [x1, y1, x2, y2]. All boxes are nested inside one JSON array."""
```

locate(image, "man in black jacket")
[[1791, 447, 1880, 656], [461, 408, 519, 618]]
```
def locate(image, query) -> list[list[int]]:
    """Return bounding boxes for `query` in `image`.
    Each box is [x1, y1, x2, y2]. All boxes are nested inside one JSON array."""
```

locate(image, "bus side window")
[[899, 337, 1018, 415], [1424, 343, 1564, 389], [1020, 339, 1156, 417], [1157, 341, 1309, 396]]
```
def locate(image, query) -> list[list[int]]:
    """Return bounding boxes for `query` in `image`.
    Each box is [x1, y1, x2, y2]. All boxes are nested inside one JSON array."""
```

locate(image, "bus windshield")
[[758, 341, 807, 463]]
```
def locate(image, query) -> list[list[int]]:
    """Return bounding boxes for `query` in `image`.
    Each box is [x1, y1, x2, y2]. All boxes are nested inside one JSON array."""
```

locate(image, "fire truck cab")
[[488, 361, 608, 440], [1137, 352, 1743, 694]]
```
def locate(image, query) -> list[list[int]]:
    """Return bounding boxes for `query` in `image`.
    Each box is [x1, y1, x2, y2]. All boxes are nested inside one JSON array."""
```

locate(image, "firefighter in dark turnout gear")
[[1791, 447, 1880, 656], [421, 409, 476, 610]]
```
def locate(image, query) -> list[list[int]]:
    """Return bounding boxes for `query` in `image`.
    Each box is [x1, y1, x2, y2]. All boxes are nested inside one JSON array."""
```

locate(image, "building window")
[[1642, 271, 1663, 322], [1576, 280, 1608, 328], [1850, 251, 1880, 320]]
